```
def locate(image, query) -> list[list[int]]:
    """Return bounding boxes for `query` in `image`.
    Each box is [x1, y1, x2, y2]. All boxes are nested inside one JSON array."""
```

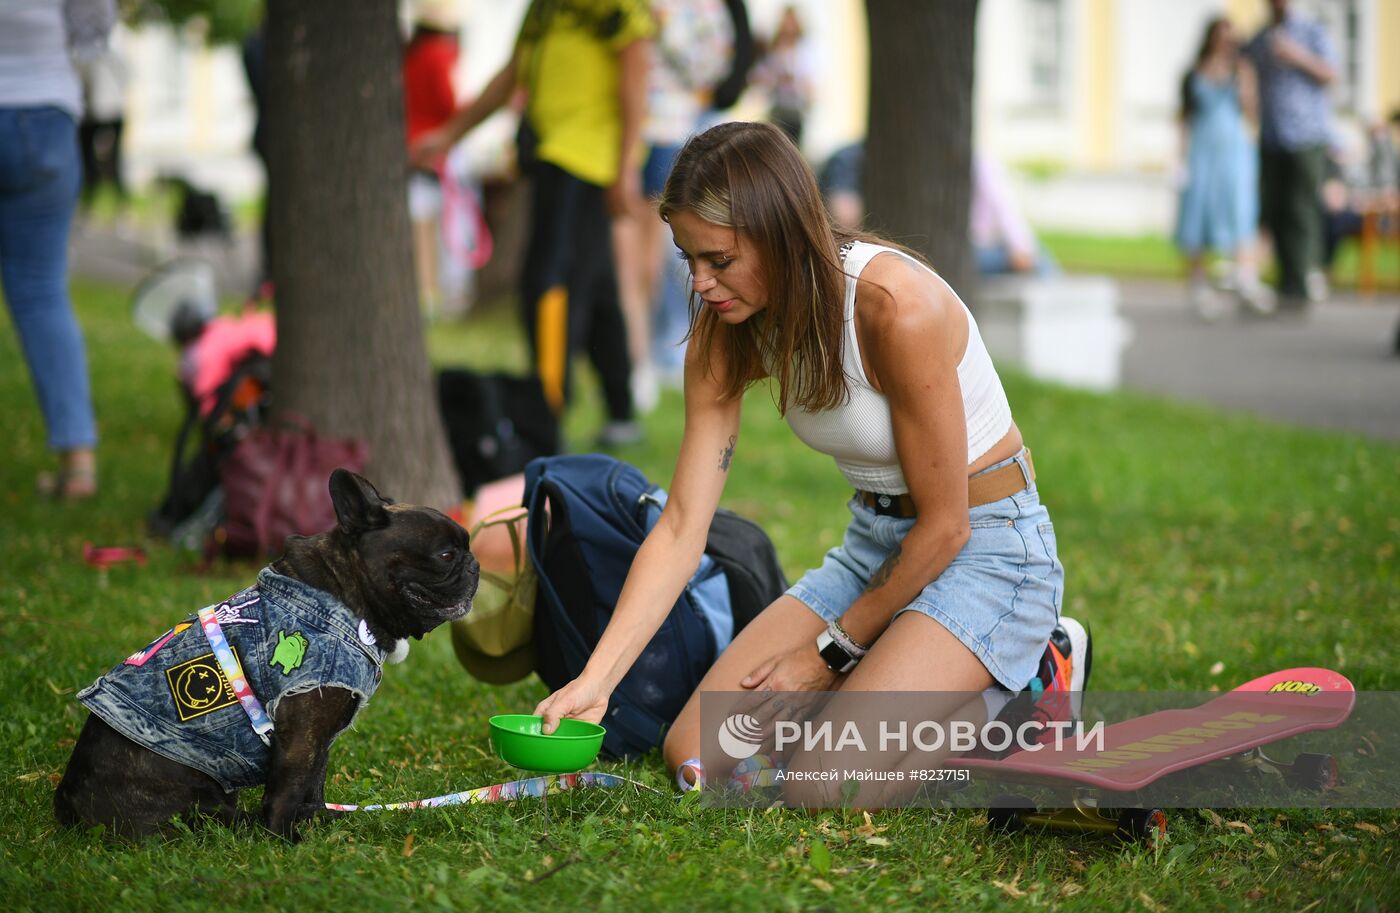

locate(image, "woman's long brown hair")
[[659, 121, 851, 414]]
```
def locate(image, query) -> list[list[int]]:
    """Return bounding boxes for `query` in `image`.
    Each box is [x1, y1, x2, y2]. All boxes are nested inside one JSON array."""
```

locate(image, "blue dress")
[[1174, 73, 1258, 254]]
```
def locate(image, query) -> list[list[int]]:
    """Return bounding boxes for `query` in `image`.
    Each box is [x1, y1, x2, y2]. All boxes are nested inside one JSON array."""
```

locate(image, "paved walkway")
[[66, 223, 1400, 443], [1117, 280, 1400, 442], [69, 219, 258, 296]]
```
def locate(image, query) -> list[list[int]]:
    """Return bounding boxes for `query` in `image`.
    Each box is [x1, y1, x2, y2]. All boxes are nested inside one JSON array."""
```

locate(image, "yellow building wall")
[[1083, 0, 1118, 171], [1377, 0, 1400, 121], [830, 0, 868, 144], [1226, 0, 1267, 32]]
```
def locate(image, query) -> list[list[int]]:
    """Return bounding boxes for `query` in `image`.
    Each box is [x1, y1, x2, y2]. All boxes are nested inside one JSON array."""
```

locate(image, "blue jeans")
[[643, 143, 690, 374], [0, 106, 96, 451]]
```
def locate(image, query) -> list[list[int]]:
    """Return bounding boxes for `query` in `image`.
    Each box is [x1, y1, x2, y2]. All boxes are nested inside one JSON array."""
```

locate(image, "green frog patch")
[[269, 630, 309, 675]]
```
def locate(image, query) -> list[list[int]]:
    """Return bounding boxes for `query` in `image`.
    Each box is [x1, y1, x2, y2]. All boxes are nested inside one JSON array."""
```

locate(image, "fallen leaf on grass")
[[993, 879, 1026, 899], [15, 772, 46, 782], [1201, 809, 1224, 828], [1355, 822, 1382, 835], [811, 878, 834, 893], [1060, 882, 1084, 897], [1226, 821, 1255, 835], [1245, 888, 1268, 900], [402, 833, 415, 858], [854, 811, 888, 838], [865, 836, 890, 847]]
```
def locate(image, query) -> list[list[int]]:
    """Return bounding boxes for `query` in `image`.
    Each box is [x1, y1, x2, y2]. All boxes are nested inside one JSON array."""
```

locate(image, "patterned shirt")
[[1244, 11, 1336, 152], [644, 0, 733, 146]]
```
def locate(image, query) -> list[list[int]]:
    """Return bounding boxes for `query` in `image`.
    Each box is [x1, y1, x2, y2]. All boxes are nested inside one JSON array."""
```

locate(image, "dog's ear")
[[329, 469, 390, 537]]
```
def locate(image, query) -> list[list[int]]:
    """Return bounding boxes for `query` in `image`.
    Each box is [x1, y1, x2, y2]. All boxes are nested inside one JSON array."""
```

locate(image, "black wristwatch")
[[815, 628, 860, 674]]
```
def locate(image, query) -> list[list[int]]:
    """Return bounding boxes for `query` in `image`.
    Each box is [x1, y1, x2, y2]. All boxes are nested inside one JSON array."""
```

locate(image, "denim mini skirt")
[[787, 449, 1063, 691]]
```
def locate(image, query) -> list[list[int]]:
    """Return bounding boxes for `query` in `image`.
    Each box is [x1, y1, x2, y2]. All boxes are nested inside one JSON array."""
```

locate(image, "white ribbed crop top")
[[784, 242, 1013, 494]]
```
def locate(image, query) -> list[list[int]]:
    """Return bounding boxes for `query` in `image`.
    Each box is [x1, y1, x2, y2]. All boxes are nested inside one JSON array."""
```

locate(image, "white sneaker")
[[597, 420, 644, 449], [631, 360, 659, 416], [1305, 269, 1329, 304], [1237, 278, 1277, 315], [1190, 279, 1227, 321]]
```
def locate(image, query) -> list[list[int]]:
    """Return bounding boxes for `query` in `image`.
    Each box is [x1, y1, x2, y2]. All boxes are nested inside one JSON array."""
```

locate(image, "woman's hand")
[[741, 644, 837, 693], [534, 676, 611, 734], [410, 128, 452, 170]]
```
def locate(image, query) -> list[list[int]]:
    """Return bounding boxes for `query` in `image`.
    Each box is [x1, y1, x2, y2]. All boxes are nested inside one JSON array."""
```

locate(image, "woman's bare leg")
[[662, 596, 827, 774], [783, 612, 993, 806]]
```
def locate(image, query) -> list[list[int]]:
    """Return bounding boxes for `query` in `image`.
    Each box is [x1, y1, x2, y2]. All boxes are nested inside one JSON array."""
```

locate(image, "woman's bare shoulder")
[[855, 251, 959, 335]]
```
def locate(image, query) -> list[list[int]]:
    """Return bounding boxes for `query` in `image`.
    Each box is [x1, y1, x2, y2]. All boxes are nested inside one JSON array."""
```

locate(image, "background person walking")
[[413, 0, 653, 448], [1174, 17, 1270, 319], [1244, 0, 1336, 310], [0, 0, 115, 500]]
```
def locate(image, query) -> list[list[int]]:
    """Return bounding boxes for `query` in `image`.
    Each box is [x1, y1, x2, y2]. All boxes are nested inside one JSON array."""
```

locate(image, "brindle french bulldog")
[[54, 469, 478, 840]]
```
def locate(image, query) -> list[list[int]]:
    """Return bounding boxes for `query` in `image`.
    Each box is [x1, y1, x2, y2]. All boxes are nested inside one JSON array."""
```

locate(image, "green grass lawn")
[[1041, 229, 1400, 290], [1, 283, 1397, 912]]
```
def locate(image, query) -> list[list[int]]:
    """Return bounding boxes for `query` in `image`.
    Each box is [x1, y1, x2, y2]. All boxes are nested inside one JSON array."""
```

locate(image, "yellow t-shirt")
[[516, 0, 655, 187]]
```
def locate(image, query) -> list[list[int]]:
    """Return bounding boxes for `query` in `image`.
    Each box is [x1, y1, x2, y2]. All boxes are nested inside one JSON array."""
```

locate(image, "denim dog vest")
[[78, 567, 388, 791]]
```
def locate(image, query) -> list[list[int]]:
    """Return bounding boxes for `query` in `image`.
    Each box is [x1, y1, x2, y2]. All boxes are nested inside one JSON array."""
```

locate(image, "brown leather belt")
[[855, 449, 1036, 518]]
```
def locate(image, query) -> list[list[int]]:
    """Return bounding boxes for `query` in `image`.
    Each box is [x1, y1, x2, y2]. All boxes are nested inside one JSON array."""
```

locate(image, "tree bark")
[[264, 0, 459, 509], [864, 0, 979, 300]]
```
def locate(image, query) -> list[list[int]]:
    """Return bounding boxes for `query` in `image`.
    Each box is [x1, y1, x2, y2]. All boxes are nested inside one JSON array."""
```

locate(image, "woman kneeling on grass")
[[535, 122, 1090, 797]]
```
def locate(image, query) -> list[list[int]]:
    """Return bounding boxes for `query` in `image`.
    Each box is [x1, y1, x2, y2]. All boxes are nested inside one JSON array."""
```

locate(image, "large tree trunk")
[[264, 0, 459, 509], [864, 0, 979, 300]]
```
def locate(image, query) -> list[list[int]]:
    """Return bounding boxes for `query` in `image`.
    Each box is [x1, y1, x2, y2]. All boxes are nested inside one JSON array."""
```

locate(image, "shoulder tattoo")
[[718, 435, 737, 472]]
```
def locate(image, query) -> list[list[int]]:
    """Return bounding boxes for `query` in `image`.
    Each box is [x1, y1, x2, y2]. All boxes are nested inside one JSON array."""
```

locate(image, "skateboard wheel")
[[1116, 808, 1167, 849], [987, 795, 1036, 833], [1288, 753, 1338, 791]]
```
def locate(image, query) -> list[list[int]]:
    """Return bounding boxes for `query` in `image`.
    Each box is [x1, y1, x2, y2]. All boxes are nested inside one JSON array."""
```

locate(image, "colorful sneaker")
[[1028, 616, 1091, 724], [979, 617, 1092, 758], [1038, 615, 1092, 699]]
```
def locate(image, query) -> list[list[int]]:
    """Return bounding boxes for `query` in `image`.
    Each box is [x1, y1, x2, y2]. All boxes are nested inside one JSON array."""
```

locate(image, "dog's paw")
[[386, 639, 410, 664], [297, 803, 348, 824]]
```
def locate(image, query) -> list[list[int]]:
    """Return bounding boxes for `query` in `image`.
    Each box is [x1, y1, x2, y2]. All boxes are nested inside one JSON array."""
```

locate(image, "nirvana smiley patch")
[[166, 648, 244, 721]]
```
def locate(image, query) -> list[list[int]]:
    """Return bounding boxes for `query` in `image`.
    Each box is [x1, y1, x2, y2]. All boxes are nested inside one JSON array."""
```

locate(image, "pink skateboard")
[[948, 667, 1355, 846]]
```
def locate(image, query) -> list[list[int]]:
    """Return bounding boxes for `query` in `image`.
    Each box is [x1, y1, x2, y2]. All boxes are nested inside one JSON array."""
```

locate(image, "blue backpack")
[[524, 454, 788, 759]]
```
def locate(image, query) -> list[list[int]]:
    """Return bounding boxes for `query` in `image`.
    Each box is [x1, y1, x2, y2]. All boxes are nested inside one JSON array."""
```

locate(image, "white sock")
[[982, 687, 1013, 722]]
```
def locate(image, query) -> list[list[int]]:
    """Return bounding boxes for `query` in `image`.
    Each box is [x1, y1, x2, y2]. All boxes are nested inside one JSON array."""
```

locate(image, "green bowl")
[[488, 714, 606, 773]]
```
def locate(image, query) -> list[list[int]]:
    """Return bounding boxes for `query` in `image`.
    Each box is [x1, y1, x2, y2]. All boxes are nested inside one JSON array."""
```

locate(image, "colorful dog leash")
[[197, 604, 275, 745], [324, 771, 645, 812]]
